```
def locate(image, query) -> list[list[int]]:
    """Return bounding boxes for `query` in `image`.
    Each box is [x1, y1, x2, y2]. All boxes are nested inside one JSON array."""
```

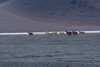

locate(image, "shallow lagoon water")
[[0, 33, 100, 67]]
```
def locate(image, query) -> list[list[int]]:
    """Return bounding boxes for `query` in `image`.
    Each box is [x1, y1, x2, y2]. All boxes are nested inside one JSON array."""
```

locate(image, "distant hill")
[[0, 0, 9, 4], [0, 0, 100, 32], [0, 9, 63, 32]]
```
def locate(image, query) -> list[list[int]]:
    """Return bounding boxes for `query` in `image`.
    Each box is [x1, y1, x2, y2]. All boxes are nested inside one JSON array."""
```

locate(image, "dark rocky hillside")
[[2, 0, 100, 17], [0, 0, 100, 32]]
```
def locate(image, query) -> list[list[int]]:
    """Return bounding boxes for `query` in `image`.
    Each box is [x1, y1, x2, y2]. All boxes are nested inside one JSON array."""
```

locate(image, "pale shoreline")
[[0, 31, 100, 35]]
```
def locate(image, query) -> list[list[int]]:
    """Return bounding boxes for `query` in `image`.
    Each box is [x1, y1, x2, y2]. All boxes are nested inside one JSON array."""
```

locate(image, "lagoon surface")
[[0, 33, 100, 67]]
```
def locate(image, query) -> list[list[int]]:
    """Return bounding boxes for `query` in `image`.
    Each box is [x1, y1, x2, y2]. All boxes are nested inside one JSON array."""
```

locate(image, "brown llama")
[[66, 31, 72, 35], [72, 30, 78, 35], [28, 32, 33, 35]]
